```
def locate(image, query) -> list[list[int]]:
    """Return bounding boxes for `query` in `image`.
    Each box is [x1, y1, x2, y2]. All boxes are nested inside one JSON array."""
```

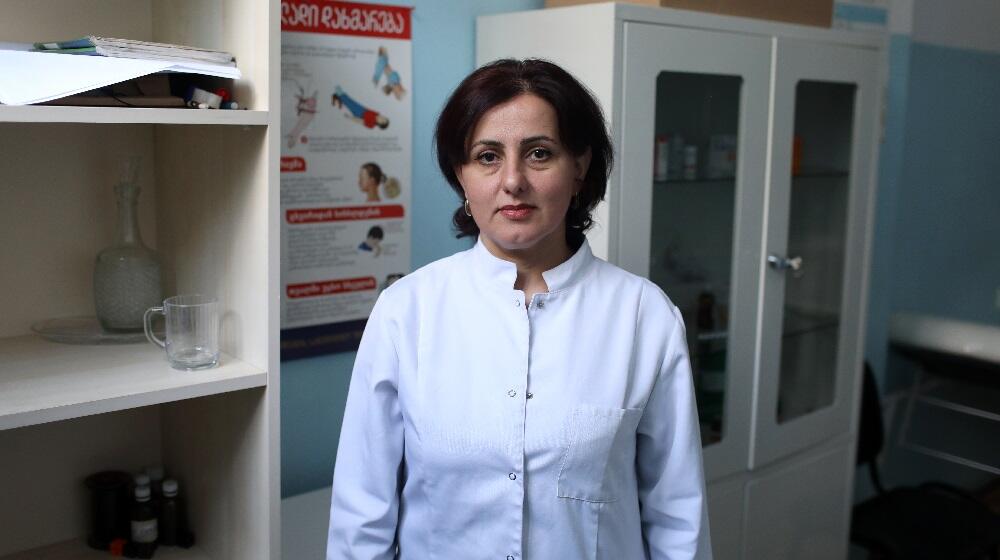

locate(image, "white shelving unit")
[[0, 1, 279, 559]]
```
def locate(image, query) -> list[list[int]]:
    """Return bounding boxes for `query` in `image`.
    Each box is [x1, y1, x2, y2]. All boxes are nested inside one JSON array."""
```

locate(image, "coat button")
[[526, 392, 533, 399], [507, 389, 516, 397], [537, 300, 545, 309], [514, 299, 520, 307], [508, 472, 517, 481]]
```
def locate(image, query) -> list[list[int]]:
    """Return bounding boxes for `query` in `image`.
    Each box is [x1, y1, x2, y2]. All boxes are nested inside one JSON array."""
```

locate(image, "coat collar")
[[470, 236, 595, 293]]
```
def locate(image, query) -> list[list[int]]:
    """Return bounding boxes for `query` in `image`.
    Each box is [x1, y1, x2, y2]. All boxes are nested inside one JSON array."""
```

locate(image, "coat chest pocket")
[[557, 404, 642, 503]]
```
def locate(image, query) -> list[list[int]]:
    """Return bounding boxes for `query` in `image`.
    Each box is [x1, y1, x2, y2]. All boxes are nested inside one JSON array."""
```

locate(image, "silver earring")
[[571, 195, 580, 210], [464, 199, 472, 217]]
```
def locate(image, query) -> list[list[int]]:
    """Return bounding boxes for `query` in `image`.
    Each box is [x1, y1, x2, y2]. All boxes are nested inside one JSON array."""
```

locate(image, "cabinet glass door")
[[620, 23, 770, 480], [650, 71, 741, 447], [753, 39, 879, 468], [777, 81, 856, 424]]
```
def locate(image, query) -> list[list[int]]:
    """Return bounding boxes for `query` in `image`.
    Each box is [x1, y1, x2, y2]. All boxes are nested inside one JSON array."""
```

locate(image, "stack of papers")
[[33, 36, 236, 67], [0, 42, 241, 106]]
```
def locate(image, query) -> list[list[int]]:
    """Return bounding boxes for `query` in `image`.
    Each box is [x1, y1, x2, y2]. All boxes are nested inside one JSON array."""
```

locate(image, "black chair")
[[851, 362, 1000, 559]]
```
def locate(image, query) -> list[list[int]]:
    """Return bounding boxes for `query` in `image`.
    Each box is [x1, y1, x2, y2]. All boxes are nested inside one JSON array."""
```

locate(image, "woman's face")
[[456, 94, 590, 255]]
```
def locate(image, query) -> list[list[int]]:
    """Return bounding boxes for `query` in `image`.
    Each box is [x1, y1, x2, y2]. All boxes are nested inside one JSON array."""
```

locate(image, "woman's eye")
[[528, 148, 551, 161], [476, 152, 499, 164]]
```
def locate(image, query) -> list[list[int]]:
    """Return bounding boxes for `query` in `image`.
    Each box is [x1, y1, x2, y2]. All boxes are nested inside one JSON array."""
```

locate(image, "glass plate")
[[31, 316, 158, 345]]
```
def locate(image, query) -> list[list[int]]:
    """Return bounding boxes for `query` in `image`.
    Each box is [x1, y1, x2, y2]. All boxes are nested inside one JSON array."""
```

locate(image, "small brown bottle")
[[159, 479, 185, 546], [130, 485, 158, 558]]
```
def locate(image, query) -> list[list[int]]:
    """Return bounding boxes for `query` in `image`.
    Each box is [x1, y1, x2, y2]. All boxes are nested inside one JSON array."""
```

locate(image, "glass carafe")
[[94, 158, 163, 332]]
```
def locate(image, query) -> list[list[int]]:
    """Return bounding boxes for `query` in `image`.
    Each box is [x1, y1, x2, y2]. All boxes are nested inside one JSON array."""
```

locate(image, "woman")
[[359, 162, 385, 202], [328, 59, 712, 559]]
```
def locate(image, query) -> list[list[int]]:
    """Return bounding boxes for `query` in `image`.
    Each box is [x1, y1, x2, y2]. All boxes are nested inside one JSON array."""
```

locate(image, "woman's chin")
[[484, 227, 561, 254]]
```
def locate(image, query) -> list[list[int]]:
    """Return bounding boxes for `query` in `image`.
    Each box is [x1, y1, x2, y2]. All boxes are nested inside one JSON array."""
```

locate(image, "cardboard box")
[[544, 0, 833, 28]]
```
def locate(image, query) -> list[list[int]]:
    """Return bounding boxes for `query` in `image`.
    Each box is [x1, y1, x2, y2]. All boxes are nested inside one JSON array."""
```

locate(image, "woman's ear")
[[575, 147, 593, 184]]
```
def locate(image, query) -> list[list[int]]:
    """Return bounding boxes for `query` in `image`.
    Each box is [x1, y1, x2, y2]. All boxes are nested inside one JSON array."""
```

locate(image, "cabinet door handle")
[[767, 254, 803, 272]]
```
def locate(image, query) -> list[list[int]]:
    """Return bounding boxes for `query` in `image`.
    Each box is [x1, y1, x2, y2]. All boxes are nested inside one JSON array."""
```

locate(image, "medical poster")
[[280, 0, 412, 359]]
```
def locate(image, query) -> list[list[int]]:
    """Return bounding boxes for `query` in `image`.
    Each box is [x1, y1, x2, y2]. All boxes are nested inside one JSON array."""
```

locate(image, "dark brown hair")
[[434, 58, 613, 248]]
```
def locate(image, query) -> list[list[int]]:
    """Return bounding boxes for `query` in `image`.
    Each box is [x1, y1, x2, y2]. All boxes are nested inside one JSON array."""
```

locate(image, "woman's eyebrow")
[[520, 135, 557, 146], [470, 139, 503, 150]]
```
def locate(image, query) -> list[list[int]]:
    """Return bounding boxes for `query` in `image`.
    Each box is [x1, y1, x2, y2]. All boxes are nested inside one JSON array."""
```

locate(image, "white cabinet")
[[479, 4, 882, 558], [0, 2, 279, 559]]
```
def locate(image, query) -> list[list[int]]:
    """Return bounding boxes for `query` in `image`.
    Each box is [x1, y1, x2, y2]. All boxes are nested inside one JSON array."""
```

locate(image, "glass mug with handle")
[[143, 294, 220, 370]]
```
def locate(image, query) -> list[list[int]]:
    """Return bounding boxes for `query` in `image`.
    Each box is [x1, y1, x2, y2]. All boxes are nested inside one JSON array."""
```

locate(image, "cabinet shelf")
[[655, 177, 735, 186], [793, 170, 849, 179], [652, 172, 849, 187], [1, 539, 210, 560], [0, 105, 270, 126], [0, 335, 266, 431], [697, 330, 729, 342], [694, 319, 837, 348]]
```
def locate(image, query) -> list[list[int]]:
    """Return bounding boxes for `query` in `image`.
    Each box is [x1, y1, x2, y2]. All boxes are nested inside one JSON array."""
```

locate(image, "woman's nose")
[[500, 160, 527, 195]]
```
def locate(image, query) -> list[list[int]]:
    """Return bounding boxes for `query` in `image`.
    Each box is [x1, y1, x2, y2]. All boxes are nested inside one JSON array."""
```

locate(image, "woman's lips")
[[499, 205, 535, 219]]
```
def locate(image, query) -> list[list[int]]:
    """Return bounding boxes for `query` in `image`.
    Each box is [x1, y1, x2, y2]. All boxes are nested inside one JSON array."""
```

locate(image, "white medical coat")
[[327, 238, 712, 559]]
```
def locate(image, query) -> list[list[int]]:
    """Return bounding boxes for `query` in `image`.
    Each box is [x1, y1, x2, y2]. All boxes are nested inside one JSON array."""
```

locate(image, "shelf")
[[783, 320, 839, 339], [1, 539, 210, 560], [655, 177, 735, 186], [0, 106, 270, 126], [651, 172, 848, 186], [697, 330, 729, 342], [0, 335, 267, 431], [792, 171, 849, 179]]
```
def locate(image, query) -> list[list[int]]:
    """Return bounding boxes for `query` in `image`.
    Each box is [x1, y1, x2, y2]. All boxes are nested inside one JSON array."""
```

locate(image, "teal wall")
[[863, 35, 911, 386], [889, 42, 1000, 328], [862, 37, 1000, 494], [280, 0, 544, 499]]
